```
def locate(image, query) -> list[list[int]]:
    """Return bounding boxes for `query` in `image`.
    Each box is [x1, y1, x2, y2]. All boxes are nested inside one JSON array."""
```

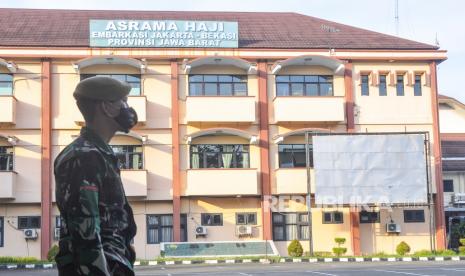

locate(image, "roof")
[[442, 140, 465, 171], [0, 8, 438, 50]]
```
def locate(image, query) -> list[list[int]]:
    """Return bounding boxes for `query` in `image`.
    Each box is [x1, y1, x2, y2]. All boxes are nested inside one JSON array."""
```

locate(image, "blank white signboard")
[[313, 134, 428, 205]]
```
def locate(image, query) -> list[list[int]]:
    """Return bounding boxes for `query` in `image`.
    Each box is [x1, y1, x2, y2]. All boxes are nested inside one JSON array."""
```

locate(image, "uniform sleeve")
[[66, 154, 110, 276]]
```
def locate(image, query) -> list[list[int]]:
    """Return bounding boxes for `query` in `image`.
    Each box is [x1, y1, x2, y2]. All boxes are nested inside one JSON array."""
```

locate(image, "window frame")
[[0, 217, 3, 247], [275, 75, 334, 97], [18, 216, 41, 229], [443, 179, 454, 193], [236, 212, 257, 225], [0, 146, 14, 171], [278, 144, 312, 168], [146, 214, 187, 244], [0, 73, 13, 96], [403, 210, 425, 223], [201, 213, 223, 226], [361, 74, 369, 96], [188, 74, 248, 96], [359, 211, 380, 224], [272, 212, 310, 241], [322, 211, 344, 224], [110, 145, 144, 170], [396, 74, 405, 96], [379, 74, 387, 96], [414, 74, 422, 96], [80, 74, 142, 96], [190, 144, 250, 169]]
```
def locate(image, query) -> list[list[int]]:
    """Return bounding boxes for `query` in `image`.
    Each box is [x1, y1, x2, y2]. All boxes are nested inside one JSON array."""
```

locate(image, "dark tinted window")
[[404, 210, 425, 223], [276, 75, 333, 96]]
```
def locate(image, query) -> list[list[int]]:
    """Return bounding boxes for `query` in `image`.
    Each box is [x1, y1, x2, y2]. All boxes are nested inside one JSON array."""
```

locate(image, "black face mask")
[[114, 104, 138, 133]]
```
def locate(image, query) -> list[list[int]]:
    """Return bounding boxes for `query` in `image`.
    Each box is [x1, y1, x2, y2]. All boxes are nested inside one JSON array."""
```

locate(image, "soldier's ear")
[[101, 101, 120, 118]]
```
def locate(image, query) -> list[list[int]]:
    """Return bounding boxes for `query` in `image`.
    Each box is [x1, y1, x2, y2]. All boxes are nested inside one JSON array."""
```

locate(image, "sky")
[[2, 0, 464, 102]]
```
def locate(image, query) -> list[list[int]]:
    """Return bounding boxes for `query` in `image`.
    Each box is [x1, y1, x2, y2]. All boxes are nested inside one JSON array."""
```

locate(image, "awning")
[[73, 56, 146, 73], [183, 56, 257, 75], [185, 128, 258, 145], [0, 135, 19, 145], [0, 58, 18, 73], [271, 55, 345, 75]]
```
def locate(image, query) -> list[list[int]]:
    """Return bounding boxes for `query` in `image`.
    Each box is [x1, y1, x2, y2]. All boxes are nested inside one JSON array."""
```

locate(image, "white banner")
[[313, 134, 428, 205]]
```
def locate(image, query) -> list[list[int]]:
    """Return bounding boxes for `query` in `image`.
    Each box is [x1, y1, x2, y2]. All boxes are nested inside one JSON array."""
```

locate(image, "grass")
[[0, 256, 53, 265]]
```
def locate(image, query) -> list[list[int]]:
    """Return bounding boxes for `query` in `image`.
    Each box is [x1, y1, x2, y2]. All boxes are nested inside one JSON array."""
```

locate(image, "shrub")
[[310, 251, 332, 257], [0, 256, 39, 264], [47, 244, 59, 262], [332, 237, 347, 257], [412, 250, 433, 257], [396, 241, 411, 256], [287, 239, 303, 257], [435, 249, 457, 256]]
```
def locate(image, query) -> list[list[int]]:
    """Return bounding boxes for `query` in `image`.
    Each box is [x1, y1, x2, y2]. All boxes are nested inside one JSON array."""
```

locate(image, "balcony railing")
[[275, 168, 315, 194], [185, 96, 256, 123], [120, 169, 147, 197], [0, 171, 16, 199], [273, 96, 345, 123], [0, 96, 17, 124]]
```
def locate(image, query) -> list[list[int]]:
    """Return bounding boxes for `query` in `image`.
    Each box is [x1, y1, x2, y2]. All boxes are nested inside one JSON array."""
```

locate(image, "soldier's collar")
[[80, 127, 114, 156]]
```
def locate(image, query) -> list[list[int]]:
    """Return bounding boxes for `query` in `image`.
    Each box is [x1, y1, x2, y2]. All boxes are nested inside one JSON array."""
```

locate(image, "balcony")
[[0, 171, 16, 199], [275, 168, 315, 194], [273, 96, 345, 123], [185, 169, 259, 196], [452, 193, 465, 205], [0, 96, 17, 124], [74, 96, 147, 125], [185, 96, 256, 123], [120, 169, 147, 197]]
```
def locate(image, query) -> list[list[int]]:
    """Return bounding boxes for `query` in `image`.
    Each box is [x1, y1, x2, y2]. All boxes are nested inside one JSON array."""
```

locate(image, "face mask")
[[114, 102, 138, 133]]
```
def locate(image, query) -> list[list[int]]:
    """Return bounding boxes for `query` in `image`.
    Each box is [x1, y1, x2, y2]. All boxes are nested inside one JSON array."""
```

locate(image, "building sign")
[[89, 20, 239, 48]]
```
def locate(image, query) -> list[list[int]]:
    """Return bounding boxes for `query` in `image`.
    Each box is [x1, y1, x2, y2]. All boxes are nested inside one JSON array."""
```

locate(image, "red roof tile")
[[0, 8, 438, 50]]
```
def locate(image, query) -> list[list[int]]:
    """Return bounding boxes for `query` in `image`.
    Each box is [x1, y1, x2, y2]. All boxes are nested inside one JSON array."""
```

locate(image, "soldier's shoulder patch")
[[80, 185, 98, 192]]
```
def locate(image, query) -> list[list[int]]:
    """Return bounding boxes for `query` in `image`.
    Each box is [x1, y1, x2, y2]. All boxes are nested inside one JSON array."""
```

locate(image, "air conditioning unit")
[[452, 193, 465, 204], [386, 223, 401, 233], [195, 226, 207, 236], [236, 225, 253, 236], [54, 228, 60, 240], [23, 229, 38, 240]]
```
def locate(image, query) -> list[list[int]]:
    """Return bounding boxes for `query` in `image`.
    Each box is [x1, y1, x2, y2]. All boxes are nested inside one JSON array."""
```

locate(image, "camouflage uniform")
[[54, 127, 137, 276]]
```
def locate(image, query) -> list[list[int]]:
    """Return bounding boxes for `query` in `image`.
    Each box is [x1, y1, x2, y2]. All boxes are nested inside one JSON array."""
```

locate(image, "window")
[[110, 145, 143, 170], [396, 75, 404, 96], [190, 144, 249, 169], [276, 75, 333, 96], [272, 212, 309, 241], [189, 75, 247, 96], [0, 217, 3, 247], [323, 211, 344, 224], [81, 74, 141, 96], [404, 210, 425, 223], [379, 75, 387, 96], [361, 74, 369, 96], [278, 144, 311, 168], [414, 74, 422, 96], [0, 146, 13, 171], [18, 216, 40, 229], [56, 216, 62, 228], [236, 213, 257, 225], [0, 74, 13, 96], [359, 211, 380, 223], [444, 180, 454, 193], [201, 213, 223, 226], [146, 214, 187, 244]]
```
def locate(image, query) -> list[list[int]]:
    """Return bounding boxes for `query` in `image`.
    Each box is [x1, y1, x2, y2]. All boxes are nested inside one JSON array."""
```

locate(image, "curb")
[[1, 256, 464, 270]]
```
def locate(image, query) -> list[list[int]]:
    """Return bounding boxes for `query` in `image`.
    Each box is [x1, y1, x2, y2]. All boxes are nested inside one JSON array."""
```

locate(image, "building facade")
[[0, 9, 447, 259]]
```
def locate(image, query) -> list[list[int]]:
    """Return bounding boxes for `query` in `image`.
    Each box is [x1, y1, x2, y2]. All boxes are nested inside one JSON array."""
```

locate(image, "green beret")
[[73, 76, 131, 101]]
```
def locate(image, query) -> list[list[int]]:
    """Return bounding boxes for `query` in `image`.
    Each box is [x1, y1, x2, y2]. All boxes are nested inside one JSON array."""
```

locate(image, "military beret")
[[73, 76, 131, 101]]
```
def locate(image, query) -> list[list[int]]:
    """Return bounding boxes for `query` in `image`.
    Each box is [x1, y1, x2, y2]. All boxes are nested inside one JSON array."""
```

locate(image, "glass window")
[[81, 74, 141, 96], [361, 75, 369, 96], [404, 210, 425, 223], [236, 213, 257, 225], [110, 145, 143, 170], [0, 217, 3, 247], [18, 216, 40, 229], [201, 213, 223, 226], [414, 74, 422, 96], [272, 212, 309, 241], [322, 211, 344, 224], [396, 75, 405, 96], [276, 75, 333, 96], [0, 147, 13, 171], [190, 144, 250, 169], [188, 75, 248, 96], [379, 75, 387, 96], [278, 144, 312, 168], [444, 180, 454, 193], [147, 214, 187, 244], [359, 211, 380, 223], [0, 74, 13, 96]]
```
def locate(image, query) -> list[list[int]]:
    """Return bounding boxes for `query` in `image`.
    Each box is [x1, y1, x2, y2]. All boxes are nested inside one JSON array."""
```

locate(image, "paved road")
[[2, 261, 465, 275]]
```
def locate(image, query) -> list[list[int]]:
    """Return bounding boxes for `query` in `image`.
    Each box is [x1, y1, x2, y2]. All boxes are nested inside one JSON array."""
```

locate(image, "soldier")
[[54, 76, 138, 276]]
